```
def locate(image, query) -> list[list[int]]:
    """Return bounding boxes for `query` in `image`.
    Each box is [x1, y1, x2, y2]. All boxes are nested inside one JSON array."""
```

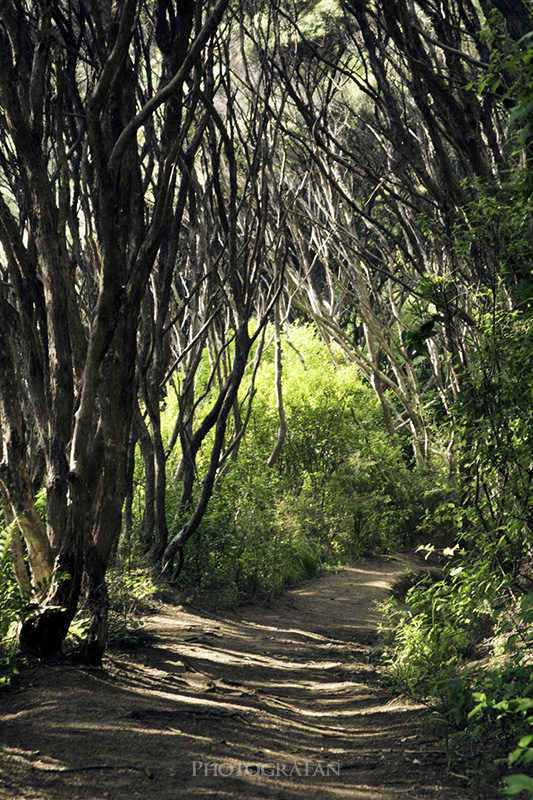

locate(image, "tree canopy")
[[0, 0, 531, 692]]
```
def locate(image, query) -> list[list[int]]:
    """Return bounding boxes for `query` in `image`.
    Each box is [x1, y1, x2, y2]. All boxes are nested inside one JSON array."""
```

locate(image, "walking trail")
[[1, 555, 484, 800]]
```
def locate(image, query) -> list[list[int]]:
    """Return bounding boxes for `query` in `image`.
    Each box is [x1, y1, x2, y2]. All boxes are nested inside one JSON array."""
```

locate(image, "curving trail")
[[0, 555, 485, 800]]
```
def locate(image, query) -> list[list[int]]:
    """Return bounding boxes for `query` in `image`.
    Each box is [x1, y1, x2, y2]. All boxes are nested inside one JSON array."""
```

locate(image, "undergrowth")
[[68, 567, 159, 649], [0, 523, 20, 688], [152, 324, 446, 607], [379, 552, 533, 798]]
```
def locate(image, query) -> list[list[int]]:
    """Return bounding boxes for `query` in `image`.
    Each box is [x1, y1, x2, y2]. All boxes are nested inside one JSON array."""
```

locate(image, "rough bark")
[[267, 304, 288, 467], [0, 303, 53, 585], [162, 325, 253, 578], [0, 0, 230, 659]]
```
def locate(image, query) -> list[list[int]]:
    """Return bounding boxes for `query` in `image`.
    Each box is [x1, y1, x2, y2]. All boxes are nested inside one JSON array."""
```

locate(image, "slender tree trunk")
[[267, 304, 287, 467], [162, 325, 253, 578], [84, 317, 137, 662], [0, 315, 53, 586], [133, 403, 156, 547]]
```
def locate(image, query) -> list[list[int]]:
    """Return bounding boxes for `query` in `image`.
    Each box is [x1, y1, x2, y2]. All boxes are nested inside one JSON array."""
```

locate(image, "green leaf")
[[502, 773, 533, 797], [514, 697, 533, 713], [509, 737, 533, 766]]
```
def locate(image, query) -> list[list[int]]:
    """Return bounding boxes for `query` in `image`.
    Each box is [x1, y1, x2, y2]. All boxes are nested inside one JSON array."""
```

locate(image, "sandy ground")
[[0, 554, 490, 800]]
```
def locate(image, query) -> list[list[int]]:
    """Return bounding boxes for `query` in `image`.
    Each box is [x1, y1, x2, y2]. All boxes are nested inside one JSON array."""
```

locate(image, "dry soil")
[[0, 554, 489, 800]]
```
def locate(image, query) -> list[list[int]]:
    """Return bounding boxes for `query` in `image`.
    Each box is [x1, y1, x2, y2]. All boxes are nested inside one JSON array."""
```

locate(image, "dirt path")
[[1, 555, 483, 800]]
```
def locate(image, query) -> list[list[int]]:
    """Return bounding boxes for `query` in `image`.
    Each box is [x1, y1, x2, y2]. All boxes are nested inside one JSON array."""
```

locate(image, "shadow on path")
[[0, 555, 480, 800]]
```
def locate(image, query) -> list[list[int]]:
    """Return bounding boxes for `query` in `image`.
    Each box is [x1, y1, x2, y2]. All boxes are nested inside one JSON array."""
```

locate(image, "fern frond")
[[0, 521, 16, 568]]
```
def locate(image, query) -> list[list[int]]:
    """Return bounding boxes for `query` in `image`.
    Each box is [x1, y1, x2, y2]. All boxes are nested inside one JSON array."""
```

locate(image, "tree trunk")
[[162, 325, 252, 578], [81, 544, 109, 666], [267, 305, 288, 467], [133, 403, 156, 547], [0, 312, 53, 586]]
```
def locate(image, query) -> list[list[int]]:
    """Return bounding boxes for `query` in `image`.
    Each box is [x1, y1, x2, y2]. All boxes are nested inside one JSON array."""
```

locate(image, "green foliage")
[[401, 315, 445, 358], [426, 662, 533, 797], [67, 614, 91, 643], [0, 519, 81, 684], [379, 289, 532, 793], [107, 567, 157, 641], [456, 176, 530, 287], [297, 0, 341, 42], [480, 16, 533, 138], [379, 154, 533, 789], [380, 550, 532, 791], [467, 665, 533, 740], [503, 773, 533, 799], [455, 305, 532, 588], [379, 555, 496, 699], [170, 324, 443, 605], [0, 522, 20, 688], [0, 524, 63, 684], [34, 488, 47, 525], [470, 7, 533, 199]]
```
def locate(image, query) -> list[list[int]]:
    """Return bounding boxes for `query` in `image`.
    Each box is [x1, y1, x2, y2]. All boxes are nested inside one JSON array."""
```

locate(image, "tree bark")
[[267, 304, 288, 467], [162, 325, 252, 578]]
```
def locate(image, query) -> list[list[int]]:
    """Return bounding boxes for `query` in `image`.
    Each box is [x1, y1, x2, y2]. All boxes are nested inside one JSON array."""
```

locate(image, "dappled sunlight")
[[0, 560, 467, 799], [170, 641, 347, 671]]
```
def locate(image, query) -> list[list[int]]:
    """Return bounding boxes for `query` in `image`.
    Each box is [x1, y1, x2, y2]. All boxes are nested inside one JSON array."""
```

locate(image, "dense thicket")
[[0, 0, 246, 661], [0, 11, 531, 783]]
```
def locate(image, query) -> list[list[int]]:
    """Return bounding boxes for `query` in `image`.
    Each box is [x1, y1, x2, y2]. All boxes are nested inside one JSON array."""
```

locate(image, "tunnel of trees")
[[0, 4, 531, 778]]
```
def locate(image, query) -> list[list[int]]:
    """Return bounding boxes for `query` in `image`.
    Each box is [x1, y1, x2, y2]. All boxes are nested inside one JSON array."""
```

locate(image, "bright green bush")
[[379, 292, 533, 795], [170, 323, 441, 603], [0, 523, 20, 688], [106, 567, 158, 640], [379, 555, 495, 696]]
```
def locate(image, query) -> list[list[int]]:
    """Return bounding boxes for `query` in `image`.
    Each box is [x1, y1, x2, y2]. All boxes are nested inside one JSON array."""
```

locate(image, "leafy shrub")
[[170, 323, 444, 604], [106, 567, 158, 641], [380, 554, 532, 793], [379, 554, 495, 697], [0, 523, 21, 688]]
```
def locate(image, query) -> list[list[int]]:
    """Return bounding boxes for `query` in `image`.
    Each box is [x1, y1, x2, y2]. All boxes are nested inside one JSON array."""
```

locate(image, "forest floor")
[[0, 554, 493, 800]]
